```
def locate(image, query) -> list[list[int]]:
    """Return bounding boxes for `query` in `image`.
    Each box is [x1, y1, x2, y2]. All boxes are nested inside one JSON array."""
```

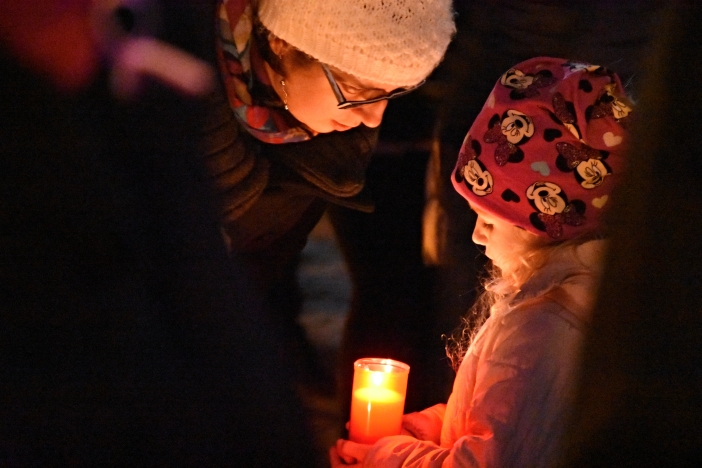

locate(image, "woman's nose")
[[354, 100, 388, 128]]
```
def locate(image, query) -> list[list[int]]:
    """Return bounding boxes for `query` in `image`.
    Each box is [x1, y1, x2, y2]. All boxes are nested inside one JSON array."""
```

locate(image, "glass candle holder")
[[348, 358, 410, 444]]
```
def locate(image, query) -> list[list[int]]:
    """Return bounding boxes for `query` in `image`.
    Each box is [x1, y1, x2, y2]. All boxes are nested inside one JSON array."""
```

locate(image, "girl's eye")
[[478, 217, 492, 229]]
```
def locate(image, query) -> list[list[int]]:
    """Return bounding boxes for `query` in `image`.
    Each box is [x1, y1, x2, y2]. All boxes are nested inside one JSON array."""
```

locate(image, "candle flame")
[[371, 371, 384, 386]]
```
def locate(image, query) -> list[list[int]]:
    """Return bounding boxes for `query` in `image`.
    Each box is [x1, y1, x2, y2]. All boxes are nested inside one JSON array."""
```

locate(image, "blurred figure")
[[561, 3, 702, 466], [0, 0, 100, 92], [0, 1, 316, 465]]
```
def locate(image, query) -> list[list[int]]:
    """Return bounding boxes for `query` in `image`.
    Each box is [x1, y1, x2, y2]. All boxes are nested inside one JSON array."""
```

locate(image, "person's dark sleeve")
[[0, 14, 316, 466], [232, 125, 380, 286], [199, 78, 379, 255], [199, 83, 270, 222]]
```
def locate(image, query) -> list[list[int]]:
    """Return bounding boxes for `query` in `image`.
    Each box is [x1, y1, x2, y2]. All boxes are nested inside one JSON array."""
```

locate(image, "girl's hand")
[[329, 439, 372, 467], [401, 411, 440, 443], [400, 404, 446, 444]]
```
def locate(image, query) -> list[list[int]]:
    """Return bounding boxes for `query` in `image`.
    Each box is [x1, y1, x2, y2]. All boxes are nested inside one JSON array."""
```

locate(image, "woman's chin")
[[302, 122, 333, 134], [298, 117, 357, 133], [331, 120, 354, 132]]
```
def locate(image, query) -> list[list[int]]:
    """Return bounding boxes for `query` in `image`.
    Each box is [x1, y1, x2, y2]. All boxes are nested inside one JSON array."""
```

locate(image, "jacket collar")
[[510, 239, 607, 318]]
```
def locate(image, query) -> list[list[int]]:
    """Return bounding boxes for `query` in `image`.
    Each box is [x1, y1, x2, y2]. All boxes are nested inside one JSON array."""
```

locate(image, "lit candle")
[[348, 358, 410, 445]]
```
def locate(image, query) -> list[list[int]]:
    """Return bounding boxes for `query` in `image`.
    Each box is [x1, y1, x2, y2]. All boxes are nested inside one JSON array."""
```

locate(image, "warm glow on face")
[[469, 202, 551, 275]]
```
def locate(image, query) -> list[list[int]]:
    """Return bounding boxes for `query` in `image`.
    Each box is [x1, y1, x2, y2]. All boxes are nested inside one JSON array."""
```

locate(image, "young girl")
[[331, 56, 633, 467]]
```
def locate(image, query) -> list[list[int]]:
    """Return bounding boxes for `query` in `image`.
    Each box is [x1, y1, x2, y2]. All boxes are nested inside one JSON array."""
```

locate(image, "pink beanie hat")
[[452, 56, 633, 240]]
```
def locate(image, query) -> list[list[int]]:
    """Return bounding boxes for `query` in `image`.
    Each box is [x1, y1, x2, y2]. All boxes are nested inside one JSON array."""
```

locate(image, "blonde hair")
[[445, 234, 598, 371]]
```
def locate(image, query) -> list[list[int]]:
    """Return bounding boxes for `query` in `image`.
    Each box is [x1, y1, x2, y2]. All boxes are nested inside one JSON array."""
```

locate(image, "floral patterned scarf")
[[215, 0, 312, 143]]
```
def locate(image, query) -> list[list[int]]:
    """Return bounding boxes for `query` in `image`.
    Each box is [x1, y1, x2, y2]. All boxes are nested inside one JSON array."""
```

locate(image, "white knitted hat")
[[257, 0, 456, 88]]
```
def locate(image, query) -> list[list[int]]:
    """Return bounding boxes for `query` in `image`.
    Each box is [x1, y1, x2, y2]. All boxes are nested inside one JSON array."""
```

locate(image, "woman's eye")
[[342, 84, 363, 95]]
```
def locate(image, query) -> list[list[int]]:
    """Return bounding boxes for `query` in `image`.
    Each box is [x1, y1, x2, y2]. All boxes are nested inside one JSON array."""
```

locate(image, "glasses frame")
[[321, 63, 425, 110]]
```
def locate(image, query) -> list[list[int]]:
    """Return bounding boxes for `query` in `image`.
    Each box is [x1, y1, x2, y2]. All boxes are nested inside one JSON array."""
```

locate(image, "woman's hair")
[[251, 15, 317, 78], [445, 233, 598, 371]]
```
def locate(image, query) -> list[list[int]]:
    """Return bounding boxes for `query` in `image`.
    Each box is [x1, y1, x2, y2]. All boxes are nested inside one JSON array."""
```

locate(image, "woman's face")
[[469, 203, 551, 275], [267, 40, 399, 134]]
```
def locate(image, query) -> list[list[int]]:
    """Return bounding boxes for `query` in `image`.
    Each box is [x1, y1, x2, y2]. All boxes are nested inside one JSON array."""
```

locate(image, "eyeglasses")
[[321, 63, 425, 110]]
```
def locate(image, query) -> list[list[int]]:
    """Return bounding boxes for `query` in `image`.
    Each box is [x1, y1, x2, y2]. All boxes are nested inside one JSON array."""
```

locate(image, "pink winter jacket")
[[363, 240, 605, 467]]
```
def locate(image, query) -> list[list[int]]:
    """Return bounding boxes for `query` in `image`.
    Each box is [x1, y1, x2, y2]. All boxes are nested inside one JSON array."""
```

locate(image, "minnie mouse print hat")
[[453, 56, 633, 240]]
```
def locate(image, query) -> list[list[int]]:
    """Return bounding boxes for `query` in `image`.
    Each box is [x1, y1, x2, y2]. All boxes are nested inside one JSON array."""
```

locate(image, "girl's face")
[[267, 40, 398, 134], [469, 203, 551, 275]]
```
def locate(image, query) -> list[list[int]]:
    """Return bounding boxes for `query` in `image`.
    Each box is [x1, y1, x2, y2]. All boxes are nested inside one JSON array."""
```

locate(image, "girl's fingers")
[[336, 439, 372, 463], [336, 439, 358, 464], [329, 446, 345, 467], [329, 445, 362, 467]]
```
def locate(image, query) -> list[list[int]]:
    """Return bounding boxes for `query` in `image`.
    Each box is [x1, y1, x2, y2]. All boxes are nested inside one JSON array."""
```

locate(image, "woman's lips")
[[332, 120, 353, 131]]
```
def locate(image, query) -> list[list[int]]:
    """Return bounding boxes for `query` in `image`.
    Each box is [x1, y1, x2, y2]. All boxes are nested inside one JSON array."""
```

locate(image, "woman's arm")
[[199, 85, 270, 223]]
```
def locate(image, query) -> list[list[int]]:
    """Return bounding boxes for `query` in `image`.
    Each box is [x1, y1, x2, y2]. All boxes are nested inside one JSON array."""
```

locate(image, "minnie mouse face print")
[[484, 110, 534, 166], [462, 160, 494, 196], [455, 136, 494, 196], [500, 67, 557, 100], [502, 110, 535, 144], [555, 142, 612, 189], [586, 83, 633, 123], [527, 182, 567, 216], [500, 68, 534, 90], [526, 181, 586, 239], [575, 159, 610, 189]]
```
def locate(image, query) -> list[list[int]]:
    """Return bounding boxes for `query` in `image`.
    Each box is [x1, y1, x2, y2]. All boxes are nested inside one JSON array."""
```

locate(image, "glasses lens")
[[336, 80, 426, 109], [323, 61, 426, 109]]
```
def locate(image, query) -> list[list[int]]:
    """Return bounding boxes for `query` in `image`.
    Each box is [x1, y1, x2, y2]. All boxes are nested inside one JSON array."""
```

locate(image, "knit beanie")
[[452, 57, 633, 241], [257, 0, 455, 88]]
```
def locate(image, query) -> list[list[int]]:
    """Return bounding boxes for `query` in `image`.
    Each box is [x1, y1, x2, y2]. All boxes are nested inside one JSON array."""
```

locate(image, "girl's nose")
[[354, 100, 388, 128], [472, 221, 488, 246]]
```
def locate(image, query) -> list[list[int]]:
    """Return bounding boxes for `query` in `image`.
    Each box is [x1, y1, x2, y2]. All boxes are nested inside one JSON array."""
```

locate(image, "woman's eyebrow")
[[335, 70, 386, 92]]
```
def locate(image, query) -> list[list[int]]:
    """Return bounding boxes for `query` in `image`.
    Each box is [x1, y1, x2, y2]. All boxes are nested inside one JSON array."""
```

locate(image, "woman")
[[200, 0, 455, 390], [201, 0, 454, 276]]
